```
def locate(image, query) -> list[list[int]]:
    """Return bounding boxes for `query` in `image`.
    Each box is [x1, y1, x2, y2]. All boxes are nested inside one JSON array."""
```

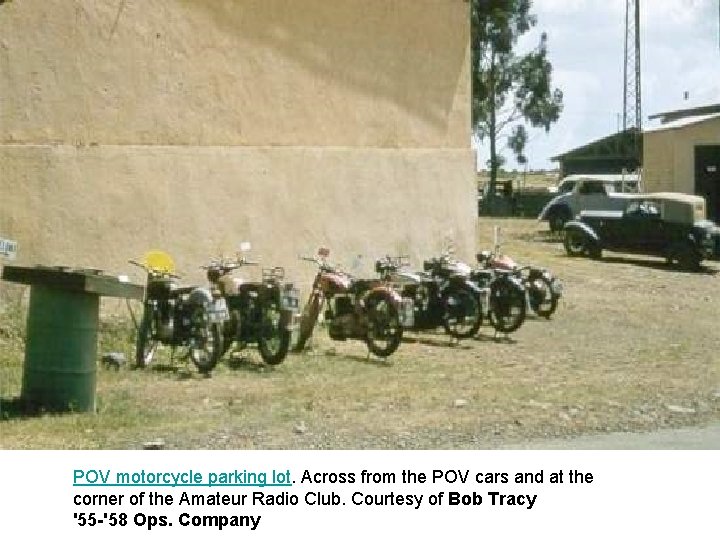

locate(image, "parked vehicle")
[[476, 250, 562, 319], [563, 192, 720, 271], [203, 243, 300, 365], [130, 251, 227, 374], [464, 261, 527, 335], [538, 173, 641, 232], [375, 255, 482, 339], [294, 248, 406, 357]]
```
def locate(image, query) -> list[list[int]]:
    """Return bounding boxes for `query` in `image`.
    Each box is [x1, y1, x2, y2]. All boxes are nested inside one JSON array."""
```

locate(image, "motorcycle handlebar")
[[299, 255, 337, 272], [129, 260, 180, 279]]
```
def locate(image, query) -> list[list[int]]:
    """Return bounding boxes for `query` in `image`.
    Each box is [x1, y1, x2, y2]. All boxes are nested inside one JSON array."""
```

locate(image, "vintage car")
[[538, 174, 641, 231], [563, 192, 720, 270]]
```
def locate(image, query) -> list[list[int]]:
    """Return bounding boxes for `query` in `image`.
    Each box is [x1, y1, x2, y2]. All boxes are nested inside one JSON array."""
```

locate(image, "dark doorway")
[[695, 145, 720, 221]]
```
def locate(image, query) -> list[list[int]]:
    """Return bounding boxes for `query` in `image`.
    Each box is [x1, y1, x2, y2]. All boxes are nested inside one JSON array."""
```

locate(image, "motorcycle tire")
[[135, 310, 158, 368], [221, 310, 240, 357], [258, 299, 291, 365], [488, 278, 527, 334], [364, 291, 403, 358], [441, 285, 482, 339], [293, 292, 322, 352], [188, 307, 223, 374], [528, 276, 559, 319]]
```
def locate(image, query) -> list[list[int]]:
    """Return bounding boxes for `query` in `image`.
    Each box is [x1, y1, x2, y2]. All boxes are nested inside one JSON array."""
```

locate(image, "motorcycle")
[[375, 255, 482, 340], [294, 248, 406, 358], [203, 243, 300, 365], [130, 250, 227, 374], [476, 250, 562, 319], [466, 261, 527, 334]]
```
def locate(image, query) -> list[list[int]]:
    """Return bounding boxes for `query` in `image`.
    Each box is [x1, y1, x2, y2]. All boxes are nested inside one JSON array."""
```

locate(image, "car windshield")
[[625, 201, 661, 217]]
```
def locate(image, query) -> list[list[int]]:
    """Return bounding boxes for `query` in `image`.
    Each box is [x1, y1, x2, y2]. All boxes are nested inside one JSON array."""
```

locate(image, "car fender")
[[537, 194, 571, 221], [564, 220, 600, 243]]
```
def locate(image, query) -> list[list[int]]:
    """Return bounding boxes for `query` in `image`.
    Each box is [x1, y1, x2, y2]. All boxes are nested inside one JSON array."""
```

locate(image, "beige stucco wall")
[[643, 117, 720, 194], [0, 0, 474, 291], [0, 0, 470, 147], [1, 144, 473, 286]]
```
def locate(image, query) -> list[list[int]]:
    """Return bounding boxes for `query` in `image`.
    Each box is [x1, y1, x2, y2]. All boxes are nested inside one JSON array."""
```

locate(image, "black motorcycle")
[[376, 255, 482, 339], [204, 250, 300, 365], [466, 260, 527, 334], [130, 252, 227, 374], [476, 250, 562, 319]]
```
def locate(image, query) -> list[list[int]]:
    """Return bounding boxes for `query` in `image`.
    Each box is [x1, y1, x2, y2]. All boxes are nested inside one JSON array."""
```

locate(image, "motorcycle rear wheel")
[[135, 311, 158, 368], [293, 292, 322, 352], [258, 299, 291, 365], [364, 292, 403, 358], [528, 276, 559, 319], [488, 279, 527, 334], [442, 286, 482, 339], [188, 307, 223, 374]]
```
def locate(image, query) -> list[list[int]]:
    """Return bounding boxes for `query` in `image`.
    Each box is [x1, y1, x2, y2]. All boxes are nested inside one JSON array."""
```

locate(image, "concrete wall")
[[0, 0, 474, 289], [644, 117, 720, 194]]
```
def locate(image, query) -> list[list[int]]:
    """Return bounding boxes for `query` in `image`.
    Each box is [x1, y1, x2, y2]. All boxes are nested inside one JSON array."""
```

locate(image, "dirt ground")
[[1, 217, 719, 449]]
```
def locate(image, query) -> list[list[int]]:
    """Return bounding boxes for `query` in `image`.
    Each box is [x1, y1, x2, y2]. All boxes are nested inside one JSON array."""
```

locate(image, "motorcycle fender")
[[460, 280, 482, 296], [564, 220, 600, 243], [369, 285, 402, 306], [187, 287, 214, 307], [499, 274, 525, 294], [441, 278, 480, 296]]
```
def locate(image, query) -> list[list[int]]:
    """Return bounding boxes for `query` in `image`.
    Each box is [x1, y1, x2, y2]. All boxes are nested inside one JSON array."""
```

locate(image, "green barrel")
[[21, 285, 100, 412]]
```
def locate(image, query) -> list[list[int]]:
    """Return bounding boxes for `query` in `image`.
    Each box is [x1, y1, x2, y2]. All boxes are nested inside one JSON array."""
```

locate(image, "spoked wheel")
[[221, 310, 240, 357], [188, 306, 222, 374], [488, 278, 527, 334], [258, 299, 291, 365], [135, 310, 158, 368], [442, 286, 482, 339], [364, 292, 403, 358], [528, 276, 559, 319], [293, 292, 322, 352]]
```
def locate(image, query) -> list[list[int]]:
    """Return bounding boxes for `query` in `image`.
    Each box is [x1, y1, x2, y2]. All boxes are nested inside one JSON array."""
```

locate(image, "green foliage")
[[471, 0, 563, 194]]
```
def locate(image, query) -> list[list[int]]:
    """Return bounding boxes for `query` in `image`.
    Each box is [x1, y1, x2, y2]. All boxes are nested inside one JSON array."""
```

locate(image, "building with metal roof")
[[643, 105, 720, 221], [550, 128, 642, 179]]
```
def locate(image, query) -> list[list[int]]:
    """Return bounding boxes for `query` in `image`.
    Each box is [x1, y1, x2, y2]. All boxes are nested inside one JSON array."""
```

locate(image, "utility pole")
[[623, 0, 641, 131]]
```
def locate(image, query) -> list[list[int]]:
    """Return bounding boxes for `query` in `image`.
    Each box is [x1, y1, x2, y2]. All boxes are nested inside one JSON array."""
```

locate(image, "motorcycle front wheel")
[[488, 278, 527, 334], [135, 310, 158, 368], [293, 292, 322, 352], [364, 292, 403, 358], [442, 286, 482, 339], [528, 276, 559, 319], [258, 299, 291, 365], [188, 307, 223, 374]]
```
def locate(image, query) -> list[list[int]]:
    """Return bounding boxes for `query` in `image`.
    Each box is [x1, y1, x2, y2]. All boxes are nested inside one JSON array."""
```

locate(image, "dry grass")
[[2, 218, 719, 449]]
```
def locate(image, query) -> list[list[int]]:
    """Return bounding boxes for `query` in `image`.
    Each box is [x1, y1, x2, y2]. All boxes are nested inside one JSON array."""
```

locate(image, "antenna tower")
[[623, 0, 641, 130]]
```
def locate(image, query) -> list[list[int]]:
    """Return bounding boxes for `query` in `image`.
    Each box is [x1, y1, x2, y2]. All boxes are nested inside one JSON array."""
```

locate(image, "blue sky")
[[473, 0, 720, 171]]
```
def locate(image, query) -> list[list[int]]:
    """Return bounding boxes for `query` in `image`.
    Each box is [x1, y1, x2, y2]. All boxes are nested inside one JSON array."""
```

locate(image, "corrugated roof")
[[644, 112, 720, 133]]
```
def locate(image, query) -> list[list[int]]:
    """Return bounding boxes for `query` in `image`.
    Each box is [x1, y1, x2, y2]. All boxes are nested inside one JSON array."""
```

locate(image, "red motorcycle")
[[294, 248, 407, 358]]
